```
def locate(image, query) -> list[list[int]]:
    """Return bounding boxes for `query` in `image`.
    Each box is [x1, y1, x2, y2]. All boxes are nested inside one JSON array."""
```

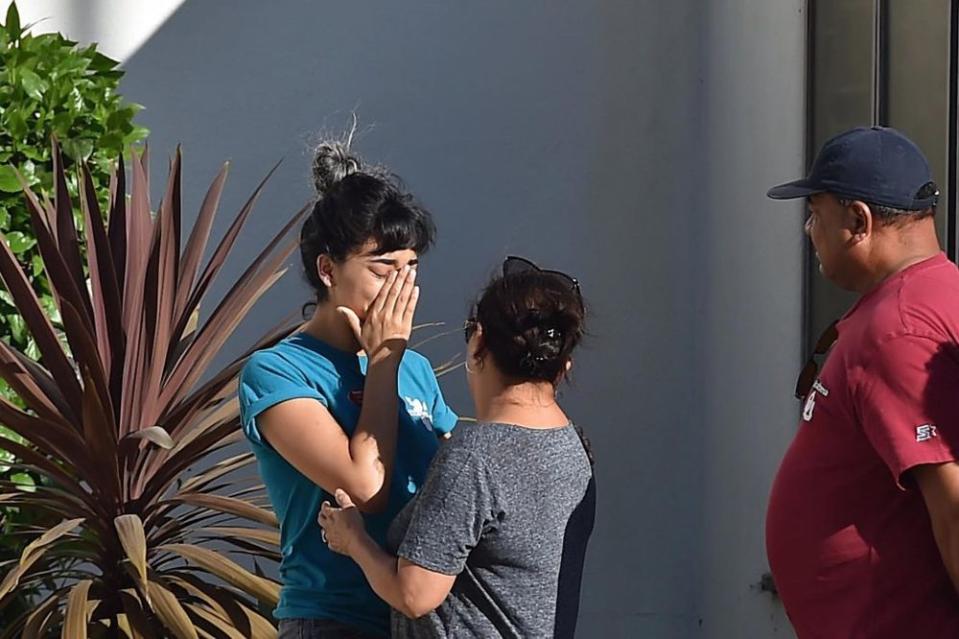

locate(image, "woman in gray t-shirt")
[[320, 256, 595, 638]]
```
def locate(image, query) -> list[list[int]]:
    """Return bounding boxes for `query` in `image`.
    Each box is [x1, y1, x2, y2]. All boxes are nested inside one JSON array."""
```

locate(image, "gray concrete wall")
[[697, 2, 805, 636], [112, 1, 804, 636]]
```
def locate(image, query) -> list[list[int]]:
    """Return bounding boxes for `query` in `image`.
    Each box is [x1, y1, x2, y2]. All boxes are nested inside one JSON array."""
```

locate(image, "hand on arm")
[[259, 268, 420, 512], [319, 490, 455, 618]]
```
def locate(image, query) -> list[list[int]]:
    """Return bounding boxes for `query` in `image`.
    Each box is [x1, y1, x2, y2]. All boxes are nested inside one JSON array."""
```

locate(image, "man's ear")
[[848, 200, 873, 243]]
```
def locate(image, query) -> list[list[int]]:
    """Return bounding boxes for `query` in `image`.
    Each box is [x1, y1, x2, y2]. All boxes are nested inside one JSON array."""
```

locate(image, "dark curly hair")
[[300, 140, 436, 303], [472, 268, 586, 384]]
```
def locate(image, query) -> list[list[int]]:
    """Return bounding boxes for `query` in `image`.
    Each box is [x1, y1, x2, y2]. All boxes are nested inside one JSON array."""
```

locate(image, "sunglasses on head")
[[502, 256, 582, 302], [795, 319, 838, 400], [463, 256, 583, 343]]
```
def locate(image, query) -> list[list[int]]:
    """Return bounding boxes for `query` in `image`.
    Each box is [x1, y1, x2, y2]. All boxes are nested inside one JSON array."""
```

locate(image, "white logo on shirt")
[[802, 380, 830, 422], [404, 397, 434, 432], [405, 397, 430, 419], [916, 424, 938, 442]]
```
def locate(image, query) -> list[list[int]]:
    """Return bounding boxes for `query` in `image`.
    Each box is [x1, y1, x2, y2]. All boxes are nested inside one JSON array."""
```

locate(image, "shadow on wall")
[[5, 0, 186, 60]]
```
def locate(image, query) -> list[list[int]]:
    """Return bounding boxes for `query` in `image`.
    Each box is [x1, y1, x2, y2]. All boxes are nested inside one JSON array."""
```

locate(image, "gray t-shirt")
[[387, 421, 595, 638]]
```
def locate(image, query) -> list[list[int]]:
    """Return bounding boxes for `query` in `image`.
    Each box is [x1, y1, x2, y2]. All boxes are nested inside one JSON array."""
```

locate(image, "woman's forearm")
[[347, 355, 402, 509], [350, 532, 414, 616], [349, 532, 452, 619]]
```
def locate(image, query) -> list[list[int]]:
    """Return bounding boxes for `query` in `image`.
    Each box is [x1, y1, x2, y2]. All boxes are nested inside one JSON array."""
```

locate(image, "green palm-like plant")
[[0, 141, 307, 637]]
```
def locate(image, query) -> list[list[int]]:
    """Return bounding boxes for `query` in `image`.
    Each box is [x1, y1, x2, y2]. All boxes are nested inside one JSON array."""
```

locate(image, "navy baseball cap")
[[767, 126, 939, 210]]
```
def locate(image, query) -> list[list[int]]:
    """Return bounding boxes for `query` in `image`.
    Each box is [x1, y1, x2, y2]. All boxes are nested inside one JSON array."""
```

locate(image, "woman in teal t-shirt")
[[238, 140, 458, 638]]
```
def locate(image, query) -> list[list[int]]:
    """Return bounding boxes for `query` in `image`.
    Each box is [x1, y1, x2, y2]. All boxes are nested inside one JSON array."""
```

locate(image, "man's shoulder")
[[897, 259, 959, 338], [848, 260, 959, 348]]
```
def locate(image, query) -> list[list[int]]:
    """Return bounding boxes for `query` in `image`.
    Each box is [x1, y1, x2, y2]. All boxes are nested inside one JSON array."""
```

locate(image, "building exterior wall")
[[8, 2, 807, 636]]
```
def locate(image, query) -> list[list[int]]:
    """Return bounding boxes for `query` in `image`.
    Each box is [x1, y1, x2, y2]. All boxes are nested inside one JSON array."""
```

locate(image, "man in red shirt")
[[766, 126, 959, 638]]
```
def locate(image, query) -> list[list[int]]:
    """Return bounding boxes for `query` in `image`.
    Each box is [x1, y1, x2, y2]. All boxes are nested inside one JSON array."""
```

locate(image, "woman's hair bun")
[[473, 269, 586, 384], [312, 141, 361, 195], [516, 310, 576, 376]]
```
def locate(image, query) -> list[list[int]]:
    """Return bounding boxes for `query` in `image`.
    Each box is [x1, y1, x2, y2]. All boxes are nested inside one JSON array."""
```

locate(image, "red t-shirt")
[[767, 253, 959, 638]]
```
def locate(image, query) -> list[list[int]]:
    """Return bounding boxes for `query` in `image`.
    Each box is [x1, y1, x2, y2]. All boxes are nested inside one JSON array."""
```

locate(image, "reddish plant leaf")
[[168, 162, 283, 352], [173, 163, 228, 320], [107, 158, 128, 309], [0, 149, 298, 636], [0, 226, 83, 417], [80, 162, 124, 377], [51, 139, 92, 320]]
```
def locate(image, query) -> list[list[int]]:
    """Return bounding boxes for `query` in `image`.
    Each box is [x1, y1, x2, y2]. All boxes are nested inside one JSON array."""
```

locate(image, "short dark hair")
[[838, 197, 935, 227], [473, 269, 586, 384], [300, 140, 436, 303]]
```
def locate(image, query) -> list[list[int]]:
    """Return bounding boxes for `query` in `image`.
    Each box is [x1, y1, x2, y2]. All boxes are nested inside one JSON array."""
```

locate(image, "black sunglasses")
[[463, 257, 583, 344], [795, 319, 838, 400], [503, 256, 583, 308]]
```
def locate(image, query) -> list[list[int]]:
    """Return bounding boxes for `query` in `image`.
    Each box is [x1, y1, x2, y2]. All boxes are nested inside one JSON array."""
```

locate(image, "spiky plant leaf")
[[0, 142, 306, 635], [145, 580, 198, 639], [61, 579, 93, 639]]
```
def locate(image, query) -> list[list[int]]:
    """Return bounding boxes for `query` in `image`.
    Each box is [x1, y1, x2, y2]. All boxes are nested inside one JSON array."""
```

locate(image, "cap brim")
[[766, 179, 823, 200]]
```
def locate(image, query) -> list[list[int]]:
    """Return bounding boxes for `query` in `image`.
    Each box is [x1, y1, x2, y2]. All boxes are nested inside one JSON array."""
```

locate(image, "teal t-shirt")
[[238, 332, 458, 636]]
